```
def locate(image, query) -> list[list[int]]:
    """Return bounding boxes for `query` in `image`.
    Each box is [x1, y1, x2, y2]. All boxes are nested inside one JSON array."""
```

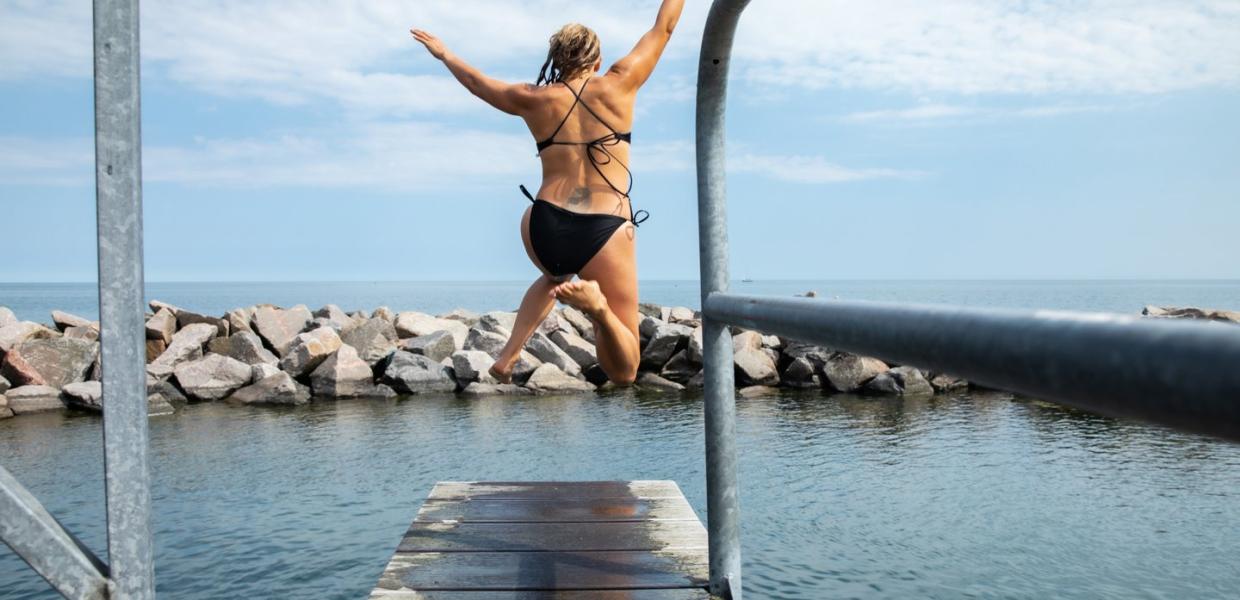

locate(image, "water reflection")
[[1, 389, 1237, 599]]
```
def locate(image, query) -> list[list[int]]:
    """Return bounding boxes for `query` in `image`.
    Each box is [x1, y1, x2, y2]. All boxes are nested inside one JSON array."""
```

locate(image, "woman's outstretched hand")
[[410, 28, 447, 61]]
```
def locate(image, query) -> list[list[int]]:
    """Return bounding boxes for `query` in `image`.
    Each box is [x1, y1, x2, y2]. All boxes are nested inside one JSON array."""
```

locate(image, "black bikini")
[[521, 78, 648, 278]]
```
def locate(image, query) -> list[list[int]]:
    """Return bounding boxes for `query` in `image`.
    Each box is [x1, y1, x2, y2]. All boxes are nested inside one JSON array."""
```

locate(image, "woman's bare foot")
[[487, 363, 513, 384], [549, 279, 609, 320]]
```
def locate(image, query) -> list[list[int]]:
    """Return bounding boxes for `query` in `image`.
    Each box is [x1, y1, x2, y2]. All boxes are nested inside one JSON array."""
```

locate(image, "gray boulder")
[[372, 306, 395, 322], [146, 374, 187, 405], [524, 363, 596, 394], [146, 394, 176, 416], [227, 307, 256, 334], [382, 351, 456, 394], [732, 330, 764, 352], [1143, 305, 1240, 324], [176, 310, 229, 338], [781, 356, 818, 388], [525, 331, 582, 378], [1, 337, 99, 388], [823, 353, 888, 392], [229, 372, 311, 406], [659, 350, 697, 383], [862, 372, 902, 395], [0, 374, 9, 394], [667, 306, 698, 324], [279, 327, 343, 377], [439, 308, 480, 326], [340, 318, 398, 366], [147, 323, 218, 379], [208, 331, 279, 366], [145, 308, 177, 344], [6, 385, 64, 414], [929, 372, 968, 392], [733, 346, 779, 386], [640, 323, 691, 370], [0, 321, 56, 356], [148, 300, 183, 315], [549, 329, 597, 368], [251, 362, 281, 381], [403, 330, 457, 363], [252, 305, 312, 356], [460, 382, 533, 396], [64, 326, 99, 342], [310, 345, 382, 398], [891, 366, 934, 396], [559, 306, 596, 342], [173, 353, 253, 401], [51, 310, 95, 332], [536, 310, 575, 336], [313, 304, 353, 330], [0, 394, 11, 419], [687, 326, 705, 364], [464, 328, 541, 380], [782, 339, 831, 369], [394, 312, 468, 348], [450, 350, 497, 384], [637, 372, 685, 391], [478, 311, 518, 336], [61, 381, 103, 410]]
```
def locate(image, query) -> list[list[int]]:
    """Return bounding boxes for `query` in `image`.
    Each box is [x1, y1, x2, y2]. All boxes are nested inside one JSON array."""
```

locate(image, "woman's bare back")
[[522, 74, 637, 219]]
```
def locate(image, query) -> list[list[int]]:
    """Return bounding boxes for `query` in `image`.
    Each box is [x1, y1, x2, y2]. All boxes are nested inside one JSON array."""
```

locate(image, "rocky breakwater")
[[1, 301, 1234, 421]]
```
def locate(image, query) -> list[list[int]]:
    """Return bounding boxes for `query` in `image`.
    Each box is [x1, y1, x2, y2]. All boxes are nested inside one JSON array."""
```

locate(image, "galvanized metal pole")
[[94, 0, 156, 597], [696, 1, 751, 597]]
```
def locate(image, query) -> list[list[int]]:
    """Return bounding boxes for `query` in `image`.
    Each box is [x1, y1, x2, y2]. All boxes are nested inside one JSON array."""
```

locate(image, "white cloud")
[[730, 151, 924, 184], [0, 0, 697, 116], [735, 0, 1240, 94], [0, 127, 695, 190], [6, 0, 1236, 109], [840, 103, 1115, 124]]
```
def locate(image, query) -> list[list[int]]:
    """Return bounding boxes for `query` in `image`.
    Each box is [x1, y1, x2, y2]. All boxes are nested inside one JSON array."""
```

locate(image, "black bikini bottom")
[[528, 198, 627, 278]]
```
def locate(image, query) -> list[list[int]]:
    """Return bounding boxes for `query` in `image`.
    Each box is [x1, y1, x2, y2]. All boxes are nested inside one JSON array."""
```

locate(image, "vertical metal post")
[[94, 0, 155, 597], [696, 1, 750, 597]]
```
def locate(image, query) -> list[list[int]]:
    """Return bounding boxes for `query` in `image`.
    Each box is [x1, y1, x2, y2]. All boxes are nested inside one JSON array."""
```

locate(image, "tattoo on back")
[[567, 186, 591, 207]]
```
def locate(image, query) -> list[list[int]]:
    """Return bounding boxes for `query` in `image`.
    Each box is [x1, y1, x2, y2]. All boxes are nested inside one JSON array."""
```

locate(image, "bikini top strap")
[[519, 184, 535, 202], [541, 79, 588, 146], [563, 77, 621, 135]]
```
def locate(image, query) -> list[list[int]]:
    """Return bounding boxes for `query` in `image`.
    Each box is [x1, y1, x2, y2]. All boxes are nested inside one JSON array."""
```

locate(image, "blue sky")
[[2, 0, 1238, 282]]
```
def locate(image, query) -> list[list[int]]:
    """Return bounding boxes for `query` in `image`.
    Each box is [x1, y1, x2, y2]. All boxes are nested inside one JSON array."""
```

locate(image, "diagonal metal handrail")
[[0, 466, 111, 599]]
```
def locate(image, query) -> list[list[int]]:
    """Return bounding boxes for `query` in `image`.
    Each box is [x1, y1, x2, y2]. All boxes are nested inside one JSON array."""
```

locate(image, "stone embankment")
[[0, 300, 1235, 419]]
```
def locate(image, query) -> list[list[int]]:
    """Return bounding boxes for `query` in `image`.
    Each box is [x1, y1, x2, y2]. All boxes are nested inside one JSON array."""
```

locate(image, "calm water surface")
[[2, 390, 1238, 599], [2, 280, 1238, 598]]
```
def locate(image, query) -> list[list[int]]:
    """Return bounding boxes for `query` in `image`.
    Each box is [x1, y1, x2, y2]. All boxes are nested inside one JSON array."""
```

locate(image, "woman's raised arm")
[[411, 28, 536, 116], [607, 0, 686, 92]]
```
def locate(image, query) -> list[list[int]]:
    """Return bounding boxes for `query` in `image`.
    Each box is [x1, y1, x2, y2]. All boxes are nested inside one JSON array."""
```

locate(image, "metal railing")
[[694, 1, 1240, 598], [1, 1, 154, 598]]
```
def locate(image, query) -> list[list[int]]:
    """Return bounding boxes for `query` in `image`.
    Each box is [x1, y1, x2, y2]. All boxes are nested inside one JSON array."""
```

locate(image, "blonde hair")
[[536, 23, 601, 86]]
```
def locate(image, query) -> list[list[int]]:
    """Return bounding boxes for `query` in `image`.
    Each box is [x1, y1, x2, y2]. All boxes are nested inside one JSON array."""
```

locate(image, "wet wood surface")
[[370, 481, 710, 598]]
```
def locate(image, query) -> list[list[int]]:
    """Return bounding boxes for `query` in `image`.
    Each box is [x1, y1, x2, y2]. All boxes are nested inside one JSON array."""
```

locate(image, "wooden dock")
[[370, 481, 711, 598]]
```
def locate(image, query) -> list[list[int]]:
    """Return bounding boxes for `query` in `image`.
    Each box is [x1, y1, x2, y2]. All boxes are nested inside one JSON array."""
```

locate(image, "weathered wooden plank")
[[399, 521, 707, 553], [370, 589, 712, 599], [429, 481, 683, 501], [373, 549, 708, 591], [414, 497, 699, 523]]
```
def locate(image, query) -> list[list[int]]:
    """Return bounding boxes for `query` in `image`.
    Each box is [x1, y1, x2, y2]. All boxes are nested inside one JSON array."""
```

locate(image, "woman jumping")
[[412, 0, 684, 385]]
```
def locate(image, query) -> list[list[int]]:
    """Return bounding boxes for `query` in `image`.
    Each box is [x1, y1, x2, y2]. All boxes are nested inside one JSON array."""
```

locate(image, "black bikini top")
[[531, 78, 648, 226]]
